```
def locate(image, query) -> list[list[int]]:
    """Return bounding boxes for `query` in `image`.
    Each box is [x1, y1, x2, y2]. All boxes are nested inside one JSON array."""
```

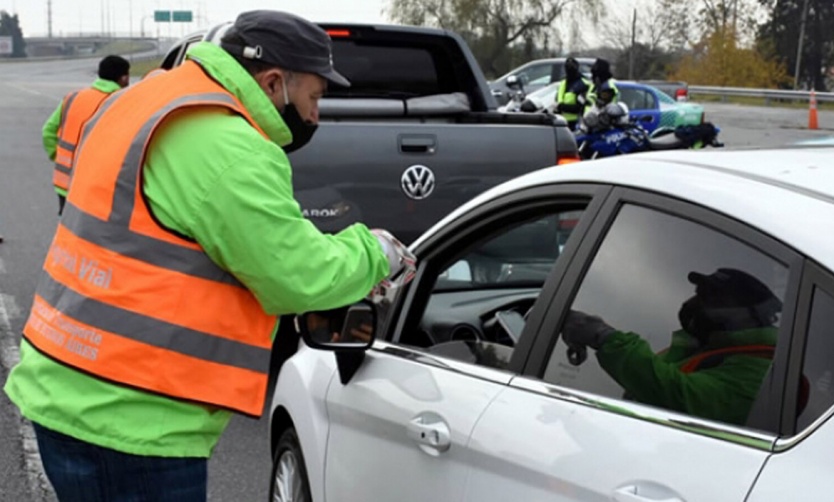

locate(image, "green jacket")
[[555, 77, 591, 123], [6, 42, 389, 458], [42, 78, 122, 196], [585, 78, 619, 114], [597, 327, 777, 426]]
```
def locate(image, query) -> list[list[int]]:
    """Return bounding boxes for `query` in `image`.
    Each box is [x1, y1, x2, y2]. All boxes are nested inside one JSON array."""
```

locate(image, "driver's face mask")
[[279, 77, 318, 154], [678, 296, 719, 343]]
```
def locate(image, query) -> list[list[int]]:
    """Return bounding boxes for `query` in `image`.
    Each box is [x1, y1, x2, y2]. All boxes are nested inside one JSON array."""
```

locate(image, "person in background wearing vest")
[[5, 10, 414, 501], [42, 55, 130, 215], [560, 268, 781, 426], [552, 57, 590, 131], [585, 58, 619, 113]]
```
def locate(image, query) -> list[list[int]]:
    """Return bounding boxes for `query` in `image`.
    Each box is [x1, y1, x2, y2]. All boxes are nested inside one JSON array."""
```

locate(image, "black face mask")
[[565, 62, 580, 81], [280, 103, 318, 154], [678, 296, 718, 343]]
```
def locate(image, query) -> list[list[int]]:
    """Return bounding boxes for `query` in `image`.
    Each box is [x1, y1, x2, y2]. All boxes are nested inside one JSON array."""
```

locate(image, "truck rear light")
[[675, 88, 688, 102], [326, 29, 352, 38], [557, 154, 581, 166]]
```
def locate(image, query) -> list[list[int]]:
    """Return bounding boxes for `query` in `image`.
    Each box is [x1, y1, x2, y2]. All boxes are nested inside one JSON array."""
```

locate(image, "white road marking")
[[1, 82, 55, 99], [0, 288, 54, 500]]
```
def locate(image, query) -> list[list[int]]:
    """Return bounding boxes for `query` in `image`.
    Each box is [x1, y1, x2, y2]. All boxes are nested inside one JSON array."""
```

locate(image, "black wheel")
[[269, 428, 312, 502]]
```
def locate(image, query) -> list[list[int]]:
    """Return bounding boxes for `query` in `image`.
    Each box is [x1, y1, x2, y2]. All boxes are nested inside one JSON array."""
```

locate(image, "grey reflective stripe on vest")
[[109, 92, 239, 226], [58, 139, 76, 153], [38, 273, 271, 374], [66, 91, 244, 287], [58, 91, 79, 134], [54, 164, 72, 175], [61, 202, 244, 286], [54, 137, 76, 174]]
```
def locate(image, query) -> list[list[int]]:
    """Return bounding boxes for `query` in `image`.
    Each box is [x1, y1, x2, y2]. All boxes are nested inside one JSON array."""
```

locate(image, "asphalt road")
[[0, 57, 832, 502]]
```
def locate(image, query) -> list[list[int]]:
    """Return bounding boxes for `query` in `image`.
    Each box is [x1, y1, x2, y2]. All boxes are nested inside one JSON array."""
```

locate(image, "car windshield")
[[525, 83, 559, 107]]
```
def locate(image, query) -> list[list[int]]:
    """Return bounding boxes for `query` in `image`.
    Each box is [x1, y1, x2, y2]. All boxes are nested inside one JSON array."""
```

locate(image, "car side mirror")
[[295, 300, 377, 351], [295, 300, 378, 384]]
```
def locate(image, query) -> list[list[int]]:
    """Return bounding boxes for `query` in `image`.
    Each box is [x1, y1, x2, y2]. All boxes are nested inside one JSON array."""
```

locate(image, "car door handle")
[[613, 485, 684, 502], [407, 413, 451, 454]]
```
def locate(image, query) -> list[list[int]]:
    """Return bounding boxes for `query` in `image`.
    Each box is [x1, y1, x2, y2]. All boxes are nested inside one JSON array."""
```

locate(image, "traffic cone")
[[809, 89, 819, 130]]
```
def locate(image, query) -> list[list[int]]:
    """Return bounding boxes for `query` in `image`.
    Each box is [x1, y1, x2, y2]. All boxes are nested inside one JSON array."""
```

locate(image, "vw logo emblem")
[[401, 165, 436, 200]]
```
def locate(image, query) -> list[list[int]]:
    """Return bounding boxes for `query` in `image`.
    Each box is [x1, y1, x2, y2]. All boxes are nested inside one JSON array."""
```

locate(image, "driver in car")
[[561, 268, 782, 426]]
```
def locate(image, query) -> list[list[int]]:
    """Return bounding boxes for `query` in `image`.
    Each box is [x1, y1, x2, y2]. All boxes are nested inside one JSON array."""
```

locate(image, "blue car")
[[514, 81, 707, 134]]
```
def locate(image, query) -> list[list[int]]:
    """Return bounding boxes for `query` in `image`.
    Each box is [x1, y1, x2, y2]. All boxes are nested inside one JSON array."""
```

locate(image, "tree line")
[[0, 11, 26, 58], [386, 0, 833, 90]]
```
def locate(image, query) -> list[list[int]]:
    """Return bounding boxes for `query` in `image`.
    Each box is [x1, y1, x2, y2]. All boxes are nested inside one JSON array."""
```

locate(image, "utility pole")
[[47, 0, 52, 38], [628, 9, 637, 80], [128, 0, 133, 61], [794, 0, 811, 90]]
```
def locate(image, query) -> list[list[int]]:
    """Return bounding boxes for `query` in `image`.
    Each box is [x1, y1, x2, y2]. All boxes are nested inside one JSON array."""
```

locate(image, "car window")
[[162, 36, 203, 69], [528, 74, 552, 87], [620, 88, 657, 111], [656, 89, 677, 105], [435, 210, 582, 291], [330, 40, 446, 97], [543, 204, 789, 429], [396, 207, 586, 371], [550, 63, 593, 82], [512, 64, 553, 87], [795, 286, 834, 430]]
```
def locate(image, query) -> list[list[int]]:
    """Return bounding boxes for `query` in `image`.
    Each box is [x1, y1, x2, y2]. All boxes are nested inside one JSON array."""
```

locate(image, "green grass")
[[691, 93, 834, 111], [94, 40, 156, 56], [129, 58, 163, 77]]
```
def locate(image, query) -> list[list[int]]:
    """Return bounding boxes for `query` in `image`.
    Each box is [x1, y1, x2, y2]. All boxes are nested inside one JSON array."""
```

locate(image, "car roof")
[[493, 57, 597, 82], [415, 147, 834, 271]]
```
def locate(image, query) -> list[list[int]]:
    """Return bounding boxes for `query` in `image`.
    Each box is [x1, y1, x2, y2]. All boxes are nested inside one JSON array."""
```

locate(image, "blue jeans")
[[33, 422, 207, 502]]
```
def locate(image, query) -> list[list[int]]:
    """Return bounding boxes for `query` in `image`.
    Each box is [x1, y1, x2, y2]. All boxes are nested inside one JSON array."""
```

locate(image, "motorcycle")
[[575, 103, 724, 160], [499, 75, 539, 113]]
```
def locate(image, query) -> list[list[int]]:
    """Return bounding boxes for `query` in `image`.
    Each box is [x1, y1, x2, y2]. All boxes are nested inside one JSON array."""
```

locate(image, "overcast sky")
[[0, 1, 389, 37]]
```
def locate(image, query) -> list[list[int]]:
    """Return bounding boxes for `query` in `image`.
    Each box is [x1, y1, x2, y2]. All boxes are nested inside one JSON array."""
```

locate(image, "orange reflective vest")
[[24, 60, 278, 417], [53, 87, 112, 192], [679, 344, 775, 373]]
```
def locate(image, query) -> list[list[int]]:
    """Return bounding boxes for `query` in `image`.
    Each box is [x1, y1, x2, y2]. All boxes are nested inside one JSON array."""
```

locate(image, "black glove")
[[562, 310, 616, 350], [554, 103, 564, 114]]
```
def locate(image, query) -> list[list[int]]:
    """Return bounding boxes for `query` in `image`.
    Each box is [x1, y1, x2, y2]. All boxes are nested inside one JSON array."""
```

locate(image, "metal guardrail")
[[689, 85, 834, 104]]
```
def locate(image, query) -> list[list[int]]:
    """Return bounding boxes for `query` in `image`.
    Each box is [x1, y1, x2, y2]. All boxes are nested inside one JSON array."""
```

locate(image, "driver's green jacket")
[[596, 327, 777, 426], [4, 42, 389, 458]]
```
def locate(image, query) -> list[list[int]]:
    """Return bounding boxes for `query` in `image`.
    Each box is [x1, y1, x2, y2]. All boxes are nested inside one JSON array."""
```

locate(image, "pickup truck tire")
[[269, 428, 312, 502]]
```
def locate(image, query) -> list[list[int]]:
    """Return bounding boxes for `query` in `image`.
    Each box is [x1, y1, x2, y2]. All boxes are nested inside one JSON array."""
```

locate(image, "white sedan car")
[[269, 146, 834, 502]]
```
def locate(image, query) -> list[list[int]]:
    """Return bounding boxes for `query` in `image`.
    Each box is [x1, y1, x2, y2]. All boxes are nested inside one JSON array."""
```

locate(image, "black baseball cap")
[[687, 268, 780, 308], [221, 10, 350, 87]]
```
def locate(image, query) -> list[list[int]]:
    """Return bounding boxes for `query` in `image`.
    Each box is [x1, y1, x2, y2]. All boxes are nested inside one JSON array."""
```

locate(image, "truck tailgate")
[[290, 121, 562, 244]]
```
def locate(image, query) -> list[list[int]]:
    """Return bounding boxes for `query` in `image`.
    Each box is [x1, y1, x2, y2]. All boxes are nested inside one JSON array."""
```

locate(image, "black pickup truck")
[[162, 23, 579, 244]]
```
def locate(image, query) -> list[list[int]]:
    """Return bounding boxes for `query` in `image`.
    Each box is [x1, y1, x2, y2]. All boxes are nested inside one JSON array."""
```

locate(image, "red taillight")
[[675, 88, 688, 101], [557, 154, 581, 166], [326, 29, 352, 38]]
